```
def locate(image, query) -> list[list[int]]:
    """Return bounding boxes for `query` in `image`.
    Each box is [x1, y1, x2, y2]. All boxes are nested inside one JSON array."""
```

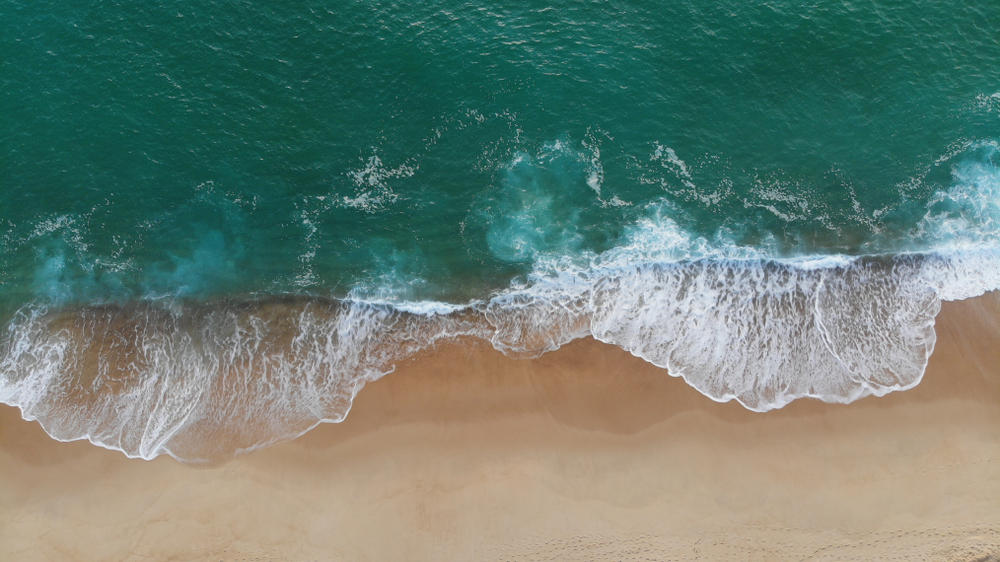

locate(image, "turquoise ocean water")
[[2, 1, 999, 460]]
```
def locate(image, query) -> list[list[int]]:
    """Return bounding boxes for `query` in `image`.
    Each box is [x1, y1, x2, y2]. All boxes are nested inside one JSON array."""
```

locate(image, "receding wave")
[[2, 248, 998, 462], [3, 139, 998, 461]]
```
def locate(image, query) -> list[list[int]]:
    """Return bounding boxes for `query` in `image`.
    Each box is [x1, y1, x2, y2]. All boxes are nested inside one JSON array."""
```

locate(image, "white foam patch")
[[586, 258, 941, 411], [336, 152, 415, 212], [0, 300, 487, 461], [293, 205, 319, 288], [643, 143, 730, 207], [914, 140, 1000, 249], [974, 91, 1000, 114]]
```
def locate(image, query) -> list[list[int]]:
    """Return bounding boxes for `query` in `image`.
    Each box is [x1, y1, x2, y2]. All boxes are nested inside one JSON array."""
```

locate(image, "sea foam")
[[2, 246, 997, 461], [1, 141, 999, 461]]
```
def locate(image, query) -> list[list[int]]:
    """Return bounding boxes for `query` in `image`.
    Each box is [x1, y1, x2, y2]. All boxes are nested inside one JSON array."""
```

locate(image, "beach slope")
[[1, 293, 998, 560]]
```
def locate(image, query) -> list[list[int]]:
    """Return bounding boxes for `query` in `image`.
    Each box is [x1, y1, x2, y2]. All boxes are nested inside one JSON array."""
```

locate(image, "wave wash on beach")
[[3, 1, 1000, 461], [3, 139, 999, 461]]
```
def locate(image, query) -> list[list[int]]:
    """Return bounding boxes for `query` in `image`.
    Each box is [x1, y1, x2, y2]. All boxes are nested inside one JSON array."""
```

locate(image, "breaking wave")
[[2, 248, 997, 461], [2, 141, 999, 462]]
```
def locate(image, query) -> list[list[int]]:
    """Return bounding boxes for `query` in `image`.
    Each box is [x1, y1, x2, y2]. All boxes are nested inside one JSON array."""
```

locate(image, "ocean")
[[1, 1, 998, 461]]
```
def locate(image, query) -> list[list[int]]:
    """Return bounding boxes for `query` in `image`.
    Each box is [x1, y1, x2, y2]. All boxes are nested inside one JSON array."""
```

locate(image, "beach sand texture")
[[1, 292, 998, 560]]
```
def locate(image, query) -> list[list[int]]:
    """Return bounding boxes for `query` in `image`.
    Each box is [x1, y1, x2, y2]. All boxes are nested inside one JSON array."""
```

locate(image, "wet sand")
[[1, 293, 999, 560]]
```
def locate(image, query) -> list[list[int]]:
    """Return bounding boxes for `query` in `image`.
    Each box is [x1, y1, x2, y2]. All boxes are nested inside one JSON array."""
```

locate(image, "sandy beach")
[[1, 292, 998, 560]]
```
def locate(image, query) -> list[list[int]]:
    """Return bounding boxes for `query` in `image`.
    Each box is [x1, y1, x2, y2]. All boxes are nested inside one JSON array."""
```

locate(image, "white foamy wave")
[[480, 252, 996, 412], [587, 258, 940, 410], [0, 299, 486, 461], [2, 249, 998, 461], [471, 137, 1000, 410], [3, 141, 1000, 461], [480, 138, 1000, 411], [915, 248, 1000, 302], [914, 140, 1000, 250]]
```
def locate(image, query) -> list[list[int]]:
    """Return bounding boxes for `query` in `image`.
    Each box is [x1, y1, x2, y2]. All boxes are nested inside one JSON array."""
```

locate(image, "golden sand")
[[1, 293, 999, 560]]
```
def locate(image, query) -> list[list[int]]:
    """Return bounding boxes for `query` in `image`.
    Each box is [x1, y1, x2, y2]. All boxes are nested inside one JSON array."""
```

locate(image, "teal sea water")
[[2, 1, 999, 460]]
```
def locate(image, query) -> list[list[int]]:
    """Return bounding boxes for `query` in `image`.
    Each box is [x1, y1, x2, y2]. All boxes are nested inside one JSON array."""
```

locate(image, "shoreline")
[[3, 250, 998, 462], [1, 293, 998, 559]]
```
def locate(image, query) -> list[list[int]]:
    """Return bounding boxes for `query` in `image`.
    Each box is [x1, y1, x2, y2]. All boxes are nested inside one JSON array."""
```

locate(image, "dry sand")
[[1, 293, 999, 561]]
